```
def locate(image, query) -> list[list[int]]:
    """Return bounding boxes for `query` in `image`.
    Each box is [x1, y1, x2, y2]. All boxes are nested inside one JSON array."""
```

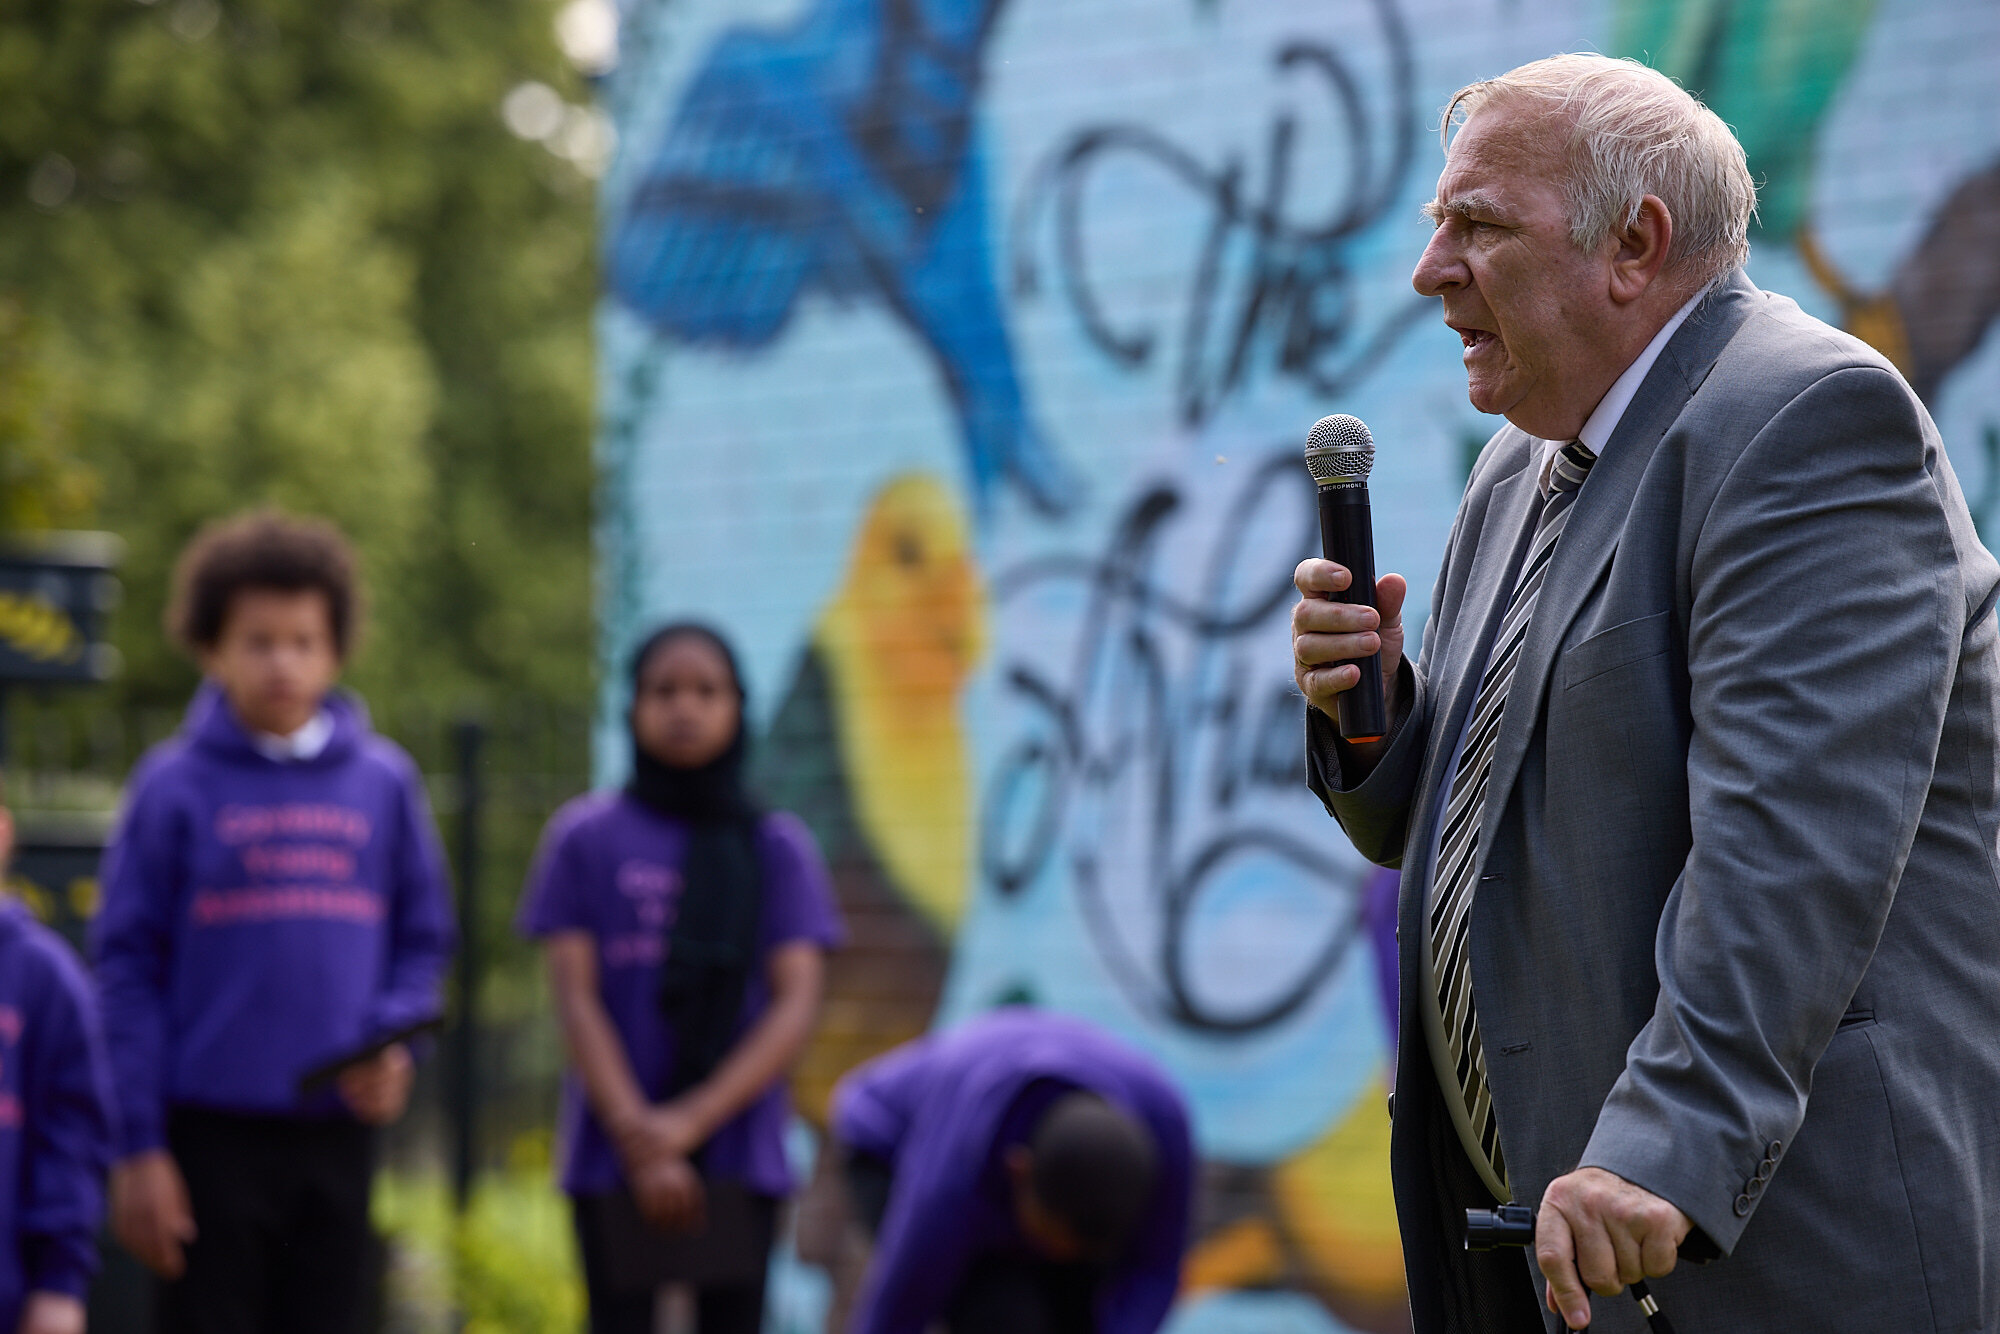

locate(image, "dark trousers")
[[158, 1108, 378, 1334], [571, 1193, 776, 1334], [1412, 1085, 1548, 1334], [944, 1253, 1098, 1334], [843, 1149, 1100, 1334]]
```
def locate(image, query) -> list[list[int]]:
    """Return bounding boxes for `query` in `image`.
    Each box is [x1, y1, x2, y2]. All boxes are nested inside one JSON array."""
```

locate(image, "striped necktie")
[[1430, 439, 1597, 1187]]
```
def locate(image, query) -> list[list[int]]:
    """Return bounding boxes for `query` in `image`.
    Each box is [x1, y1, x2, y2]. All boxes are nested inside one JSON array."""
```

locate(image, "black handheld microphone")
[[1304, 414, 1387, 743]]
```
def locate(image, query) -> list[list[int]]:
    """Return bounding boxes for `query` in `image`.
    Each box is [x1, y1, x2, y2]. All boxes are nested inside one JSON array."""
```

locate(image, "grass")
[[373, 1157, 585, 1334]]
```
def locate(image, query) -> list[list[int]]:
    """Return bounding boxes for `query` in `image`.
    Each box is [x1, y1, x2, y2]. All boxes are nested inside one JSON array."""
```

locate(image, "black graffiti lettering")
[[1011, 6, 1430, 425], [982, 450, 1367, 1033]]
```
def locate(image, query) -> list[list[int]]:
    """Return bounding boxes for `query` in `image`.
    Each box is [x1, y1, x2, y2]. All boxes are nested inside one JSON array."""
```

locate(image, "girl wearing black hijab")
[[520, 624, 842, 1333]]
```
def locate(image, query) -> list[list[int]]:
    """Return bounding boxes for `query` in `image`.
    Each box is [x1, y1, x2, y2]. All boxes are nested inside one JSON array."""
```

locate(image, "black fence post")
[[450, 718, 485, 1214]]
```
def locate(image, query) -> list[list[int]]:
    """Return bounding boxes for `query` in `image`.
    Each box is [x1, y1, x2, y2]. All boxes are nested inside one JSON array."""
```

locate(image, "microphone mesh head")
[[1304, 414, 1375, 483]]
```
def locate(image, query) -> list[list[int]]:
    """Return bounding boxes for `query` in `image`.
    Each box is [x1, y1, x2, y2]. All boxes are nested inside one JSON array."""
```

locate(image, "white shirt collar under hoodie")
[[251, 709, 334, 762]]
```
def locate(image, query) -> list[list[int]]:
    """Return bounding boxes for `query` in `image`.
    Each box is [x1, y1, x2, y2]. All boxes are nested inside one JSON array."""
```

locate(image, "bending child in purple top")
[[519, 623, 842, 1334], [831, 1009, 1196, 1334], [1, 781, 116, 1334], [92, 513, 454, 1334]]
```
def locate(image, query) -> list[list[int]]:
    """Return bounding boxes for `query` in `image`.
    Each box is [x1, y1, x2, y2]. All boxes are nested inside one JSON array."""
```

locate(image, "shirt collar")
[[252, 709, 334, 762], [1537, 280, 1714, 487]]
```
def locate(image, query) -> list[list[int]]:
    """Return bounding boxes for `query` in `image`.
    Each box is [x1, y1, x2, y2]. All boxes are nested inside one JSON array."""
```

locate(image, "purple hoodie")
[[92, 682, 455, 1155], [0, 897, 116, 1332], [832, 1009, 1195, 1334]]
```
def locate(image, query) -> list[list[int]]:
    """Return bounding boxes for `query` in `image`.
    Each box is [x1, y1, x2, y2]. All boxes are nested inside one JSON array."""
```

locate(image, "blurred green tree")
[[0, 0, 598, 714], [0, 300, 96, 529]]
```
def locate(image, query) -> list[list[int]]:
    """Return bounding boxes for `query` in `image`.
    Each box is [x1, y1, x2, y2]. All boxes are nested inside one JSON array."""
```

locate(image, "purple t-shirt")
[[517, 792, 841, 1197]]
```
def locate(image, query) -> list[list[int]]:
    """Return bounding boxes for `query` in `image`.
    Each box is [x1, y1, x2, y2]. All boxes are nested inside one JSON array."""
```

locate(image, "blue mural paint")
[[1008, 8, 1431, 427], [607, 0, 1079, 518], [978, 452, 1361, 1036]]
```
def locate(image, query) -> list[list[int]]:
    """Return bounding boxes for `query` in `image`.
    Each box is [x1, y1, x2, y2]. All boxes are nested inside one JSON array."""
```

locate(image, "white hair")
[[1445, 53, 1757, 285]]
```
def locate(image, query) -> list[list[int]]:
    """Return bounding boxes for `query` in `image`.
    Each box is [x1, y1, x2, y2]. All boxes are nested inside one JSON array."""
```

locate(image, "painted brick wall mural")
[[591, 1, 2000, 1329]]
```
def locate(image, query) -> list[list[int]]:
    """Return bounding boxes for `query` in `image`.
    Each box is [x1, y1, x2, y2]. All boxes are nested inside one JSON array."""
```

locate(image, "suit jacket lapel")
[[1480, 271, 1760, 838]]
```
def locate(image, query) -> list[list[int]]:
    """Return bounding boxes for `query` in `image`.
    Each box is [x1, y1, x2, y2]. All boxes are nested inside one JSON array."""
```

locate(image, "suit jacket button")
[[1767, 1140, 1784, 1158], [1756, 1160, 1775, 1183], [1746, 1177, 1764, 1198], [1733, 1193, 1752, 1217]]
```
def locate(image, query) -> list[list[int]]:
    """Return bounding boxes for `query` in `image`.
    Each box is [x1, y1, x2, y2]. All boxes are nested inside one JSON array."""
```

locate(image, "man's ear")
[[1609, 194, 1674, 304]]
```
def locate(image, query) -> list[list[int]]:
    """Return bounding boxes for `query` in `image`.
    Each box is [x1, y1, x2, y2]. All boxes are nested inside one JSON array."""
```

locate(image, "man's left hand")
[[1536, 1167, 1692, 1330]]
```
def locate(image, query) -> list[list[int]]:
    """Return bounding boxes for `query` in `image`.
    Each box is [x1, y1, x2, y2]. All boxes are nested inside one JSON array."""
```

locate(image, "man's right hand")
[[1292, 559, 1408, 725], [110, 1150, 196, 1279]]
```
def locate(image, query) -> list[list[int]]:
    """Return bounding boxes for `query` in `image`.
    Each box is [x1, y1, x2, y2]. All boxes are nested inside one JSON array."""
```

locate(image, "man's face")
[[1412, 102, 1621, 440]]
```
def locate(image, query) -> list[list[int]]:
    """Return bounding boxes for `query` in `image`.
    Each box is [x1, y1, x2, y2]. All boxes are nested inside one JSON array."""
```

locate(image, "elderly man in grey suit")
[[1293, 52, 2000, 1334]]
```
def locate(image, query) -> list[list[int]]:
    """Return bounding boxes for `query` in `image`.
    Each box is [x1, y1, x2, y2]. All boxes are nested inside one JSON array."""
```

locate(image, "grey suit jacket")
[[1311, 271, 2000, 1332]]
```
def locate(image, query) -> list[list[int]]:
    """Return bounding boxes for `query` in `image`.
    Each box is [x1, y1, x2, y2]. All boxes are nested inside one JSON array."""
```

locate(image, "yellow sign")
[[0, 590, 83, 664]]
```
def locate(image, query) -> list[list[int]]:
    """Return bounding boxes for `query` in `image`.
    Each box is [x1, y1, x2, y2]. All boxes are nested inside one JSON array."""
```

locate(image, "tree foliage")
[[0, 0, 598, 714]]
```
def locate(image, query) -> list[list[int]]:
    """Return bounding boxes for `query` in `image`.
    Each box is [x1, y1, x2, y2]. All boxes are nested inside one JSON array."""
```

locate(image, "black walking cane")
[[1465, 1204, 1677, 1333]]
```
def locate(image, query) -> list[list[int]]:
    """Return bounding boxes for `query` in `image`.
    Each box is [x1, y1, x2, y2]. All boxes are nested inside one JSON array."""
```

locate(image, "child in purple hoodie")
[[91, 513, 454, 1334], [831, 1009, 1195, 1334], [1, 780, 116, 1334]]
